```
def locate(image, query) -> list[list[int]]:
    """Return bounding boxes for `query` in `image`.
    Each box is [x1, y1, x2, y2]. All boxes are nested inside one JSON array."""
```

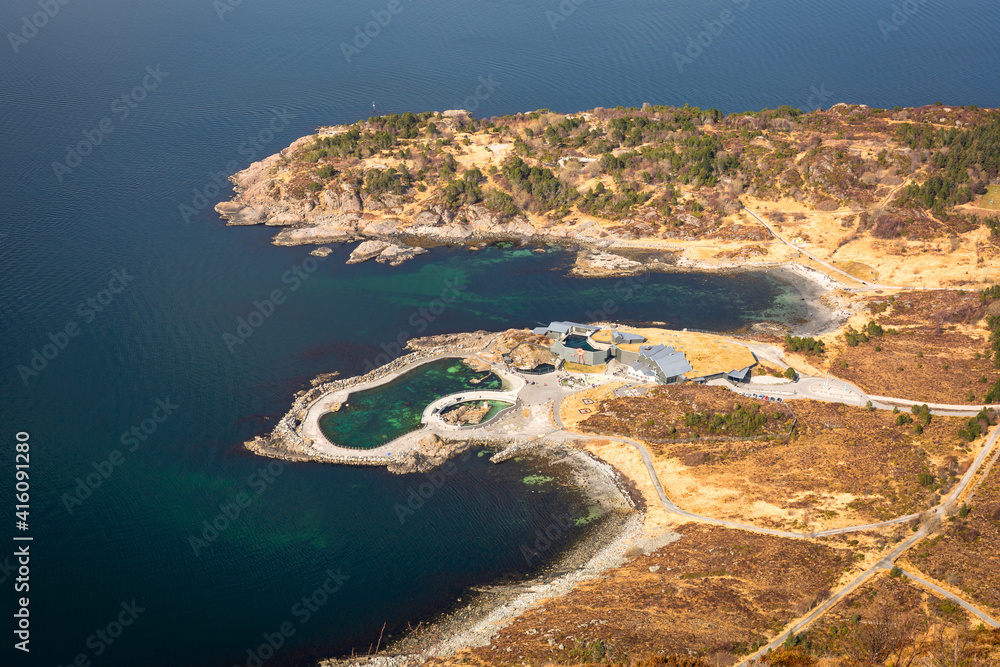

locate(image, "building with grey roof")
[[611, 329, 646, 344], [532, 321, 601, 337]]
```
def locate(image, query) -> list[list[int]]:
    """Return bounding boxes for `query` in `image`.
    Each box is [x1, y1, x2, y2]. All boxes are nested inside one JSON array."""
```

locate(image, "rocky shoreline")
[[319, 441, 645, 666]]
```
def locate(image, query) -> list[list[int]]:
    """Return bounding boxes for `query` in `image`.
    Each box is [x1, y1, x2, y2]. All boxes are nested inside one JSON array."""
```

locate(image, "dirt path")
[[744, 205, 955, 292], [543, 391, 1000, 665]]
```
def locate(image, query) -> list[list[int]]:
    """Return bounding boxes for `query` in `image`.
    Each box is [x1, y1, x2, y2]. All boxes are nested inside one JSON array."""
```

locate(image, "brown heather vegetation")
[[802, 573, 1000, 666], [436, 572, 1000, 666], [456, 524, 854, 666], [578, 384, 792, 443], [901, 465, 1000, 619], [238, 103, 1000, 290], [578, 385, 973, 527], [830, 290, 1000, 404]]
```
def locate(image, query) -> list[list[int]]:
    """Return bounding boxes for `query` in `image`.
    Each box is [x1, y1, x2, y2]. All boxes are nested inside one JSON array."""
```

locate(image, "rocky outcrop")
[[509, 342, 557, 370], [385, 434, 472, 474], [346, 240, 428, 266], [570, 250, 644, 277], [213, 147, 566, 255], [442, 402, 491, 426], [346, 240, 390, 264]]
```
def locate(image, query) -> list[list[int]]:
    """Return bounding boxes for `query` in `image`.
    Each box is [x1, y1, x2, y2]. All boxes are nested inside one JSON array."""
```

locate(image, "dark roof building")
[[532, 321, 601, 337], [632, 344, 694, 383], [611, 329, 646, 344]]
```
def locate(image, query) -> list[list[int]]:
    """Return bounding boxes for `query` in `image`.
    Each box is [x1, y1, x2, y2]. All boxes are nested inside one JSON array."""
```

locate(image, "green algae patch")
[[522, 475, 554, 485]]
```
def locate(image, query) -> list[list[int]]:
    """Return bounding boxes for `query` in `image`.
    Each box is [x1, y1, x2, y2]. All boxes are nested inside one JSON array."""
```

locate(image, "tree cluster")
[[785, 334, 826, 354]]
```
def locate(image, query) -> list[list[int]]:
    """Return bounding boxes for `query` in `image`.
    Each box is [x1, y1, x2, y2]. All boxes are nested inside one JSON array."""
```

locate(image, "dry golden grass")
[[829, 290, 1000, 404], [830, 259, 880, 282], [562, 361, 605, 374], [664, 399, 979, 527], [559, 383, 626, 429], [577, 383, 982, 530], [976, 185, 1000, 211], [596, 327, 757, 379]]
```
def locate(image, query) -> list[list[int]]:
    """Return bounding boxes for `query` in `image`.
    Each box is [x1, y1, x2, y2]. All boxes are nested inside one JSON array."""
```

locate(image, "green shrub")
[[483, 190, 519, 220], [785, 334, 825, 354], [315, 164, 336, 180], [911, 403, 932, 425]]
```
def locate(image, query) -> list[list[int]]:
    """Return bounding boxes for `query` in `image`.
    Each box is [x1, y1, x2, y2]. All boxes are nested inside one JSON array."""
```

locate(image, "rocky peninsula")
[[222, 102, 1000, 666], [216, 103, 999, 289]]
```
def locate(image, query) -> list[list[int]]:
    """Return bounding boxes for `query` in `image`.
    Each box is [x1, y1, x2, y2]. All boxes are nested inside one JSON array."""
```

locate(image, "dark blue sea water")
[[1, 0, 998, 664]]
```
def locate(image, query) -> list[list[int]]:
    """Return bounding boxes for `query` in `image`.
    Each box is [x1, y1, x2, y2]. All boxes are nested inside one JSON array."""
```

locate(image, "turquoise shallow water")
[[1, 0, 998, 664], [319, 358, 502, 449]]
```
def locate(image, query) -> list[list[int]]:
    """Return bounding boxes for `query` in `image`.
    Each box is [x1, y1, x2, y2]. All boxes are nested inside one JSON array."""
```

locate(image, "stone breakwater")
[[244, 339, 501, 468]]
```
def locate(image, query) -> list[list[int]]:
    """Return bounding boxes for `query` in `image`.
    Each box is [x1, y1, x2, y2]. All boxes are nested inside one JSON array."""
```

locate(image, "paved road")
[[722, 374, 997, 414], [899, 568, 999, 629], [734, 418, 1000, 665]]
